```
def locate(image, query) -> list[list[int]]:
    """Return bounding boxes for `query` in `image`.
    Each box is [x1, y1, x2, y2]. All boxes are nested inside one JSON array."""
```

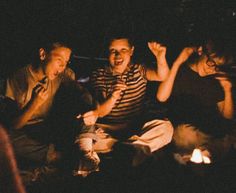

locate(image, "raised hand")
[[148, 42, 167, 61], [31, 80, 49, 108], [174, 47, 198, 67]]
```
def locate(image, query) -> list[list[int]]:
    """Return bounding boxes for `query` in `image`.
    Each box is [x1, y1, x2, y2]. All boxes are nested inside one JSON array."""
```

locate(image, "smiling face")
[[108, 38, 134, 74], [40, 47, 72, 80], [197, 54, 226, 76]]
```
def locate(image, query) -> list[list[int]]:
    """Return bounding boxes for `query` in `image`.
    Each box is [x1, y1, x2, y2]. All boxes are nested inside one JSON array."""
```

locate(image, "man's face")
[[108, 39, 134, 74], [199, 54, 226, 76], [42, 47, 71, 80]]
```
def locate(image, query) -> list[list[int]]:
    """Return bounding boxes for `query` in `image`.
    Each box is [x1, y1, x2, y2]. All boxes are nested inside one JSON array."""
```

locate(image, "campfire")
[[190, 148, 211, 164], [174, 147, 212, 165]]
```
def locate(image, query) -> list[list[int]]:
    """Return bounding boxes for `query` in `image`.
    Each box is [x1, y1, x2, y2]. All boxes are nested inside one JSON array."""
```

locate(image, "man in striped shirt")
[[75, 37, 173, 176]]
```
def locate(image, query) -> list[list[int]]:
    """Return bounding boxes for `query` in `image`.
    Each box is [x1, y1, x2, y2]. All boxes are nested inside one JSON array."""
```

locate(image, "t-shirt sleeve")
[[5, 68, 28, 108], [5, 73, 24, 103], [138, 64, 147, 80]]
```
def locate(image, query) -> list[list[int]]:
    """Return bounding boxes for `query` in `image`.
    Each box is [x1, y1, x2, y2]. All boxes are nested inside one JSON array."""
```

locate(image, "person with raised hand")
[[75, 36, 173, 176], [156, 38, 235, 158]]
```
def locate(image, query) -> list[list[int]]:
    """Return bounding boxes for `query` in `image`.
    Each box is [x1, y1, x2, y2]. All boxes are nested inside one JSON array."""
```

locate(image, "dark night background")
[[1, 0, 236, 79], [1, 1, 236, 192]]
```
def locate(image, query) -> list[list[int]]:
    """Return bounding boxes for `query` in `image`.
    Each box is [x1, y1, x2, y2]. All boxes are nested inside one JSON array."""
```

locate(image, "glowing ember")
[[202, 156, 211, 164], [190, 148, 203, 163], [190, 148, 211, 164]]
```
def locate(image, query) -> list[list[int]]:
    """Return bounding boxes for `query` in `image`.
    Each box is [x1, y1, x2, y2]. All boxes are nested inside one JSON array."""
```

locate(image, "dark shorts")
[[9, 123, 49, 166]]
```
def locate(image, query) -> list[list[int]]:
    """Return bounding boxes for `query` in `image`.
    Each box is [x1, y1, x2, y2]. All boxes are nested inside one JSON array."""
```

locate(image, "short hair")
[[187, 38, 234, 66], [107, 34, 134, 48], [31, 41, 72, 68], [203, 38, 234, 65], [42, 41, 72, 53]]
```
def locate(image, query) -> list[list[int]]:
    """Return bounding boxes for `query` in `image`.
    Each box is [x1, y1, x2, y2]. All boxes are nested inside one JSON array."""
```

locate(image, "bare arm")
[[146, 42, 169, 81], [80, 95, 118, 126], [96, 80, 127, 117], [81, 81, 127, 125], [156, 47, 196, 102], [217, 76, 234, 119], [12, 83, 49, 129]]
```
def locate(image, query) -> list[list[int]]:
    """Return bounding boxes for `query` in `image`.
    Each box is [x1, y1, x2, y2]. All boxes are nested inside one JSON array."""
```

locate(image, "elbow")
[[156, 93, 168, 102], [96, 109, 107, 118], [12, 123, 21, 130], [157, 97, 167, 103], [157, 75, 165, 82], [157, 73, 169, 82], [158, 67, 170, 82], [220, 106, 234, 120], [223, 113, 234, 120], [11, 119, 24, 130], [158, 77, 166, 82]]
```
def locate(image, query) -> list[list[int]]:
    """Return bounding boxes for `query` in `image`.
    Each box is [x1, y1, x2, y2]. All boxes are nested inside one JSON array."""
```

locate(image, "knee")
[[162, 120, 174, 144]]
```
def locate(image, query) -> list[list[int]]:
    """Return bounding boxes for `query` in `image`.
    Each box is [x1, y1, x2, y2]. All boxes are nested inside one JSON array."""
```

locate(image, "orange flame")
[[190, 148, 211, 164]]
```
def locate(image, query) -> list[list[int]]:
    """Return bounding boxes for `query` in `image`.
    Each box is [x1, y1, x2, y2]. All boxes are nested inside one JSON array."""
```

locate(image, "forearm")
[[155, 57, 169, 81], [220, 90, 234, 119], [156, 62, 180, 102], [146, 58, 169, 81], [12, 101, 40, 129], [147, 42, 169, 81], [96, 95, 118, 117], [156, 46, 195, 101]]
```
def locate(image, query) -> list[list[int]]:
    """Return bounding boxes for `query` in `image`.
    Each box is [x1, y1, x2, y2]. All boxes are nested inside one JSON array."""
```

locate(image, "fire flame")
[[202, 155, 211, 164], [190, 148, 211, 164]]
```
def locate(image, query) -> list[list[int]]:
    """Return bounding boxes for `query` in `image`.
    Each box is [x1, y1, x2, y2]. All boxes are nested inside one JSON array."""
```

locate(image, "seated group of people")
[[0, 36, 235, 187]]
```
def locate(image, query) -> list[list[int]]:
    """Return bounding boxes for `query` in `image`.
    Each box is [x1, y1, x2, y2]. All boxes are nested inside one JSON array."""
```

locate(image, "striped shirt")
[[91, 63, 147, 126]]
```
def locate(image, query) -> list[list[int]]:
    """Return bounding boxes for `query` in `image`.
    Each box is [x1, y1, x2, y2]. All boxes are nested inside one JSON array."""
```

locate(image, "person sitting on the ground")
[[5, 41, 75, 168], [156, 38, 235, 160], [74, 36, 174, 176], [0, 124, 26, 193]]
